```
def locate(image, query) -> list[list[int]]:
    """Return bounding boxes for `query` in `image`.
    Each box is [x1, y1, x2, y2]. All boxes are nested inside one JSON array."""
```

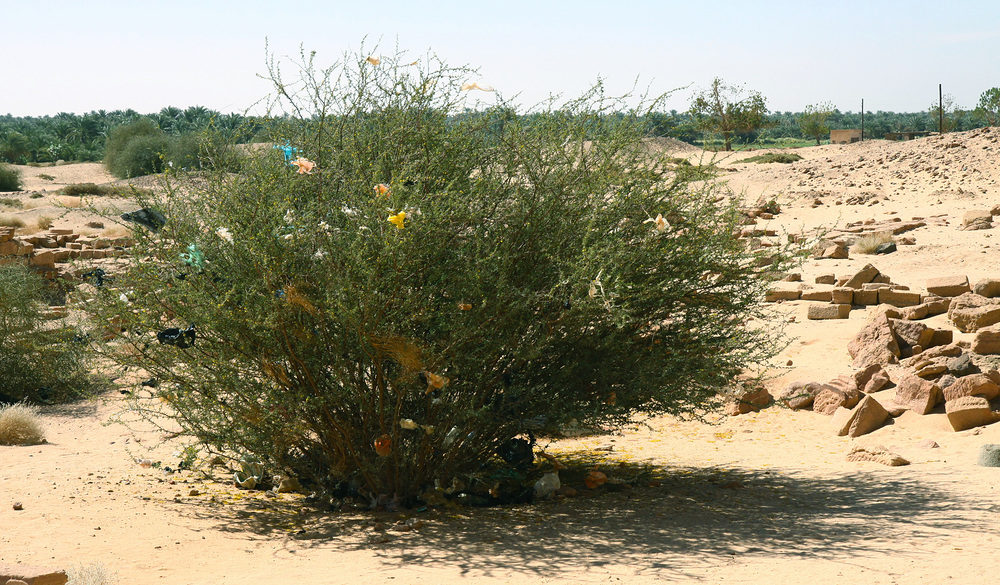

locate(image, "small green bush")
[[0, 264, 93, 402], [61, 183, 154, 198], [0, 197, 22, 208], [93, 47, 795, 503], [0, 163, 22, 191], [737, 152, 802, 164], [38, 173, 55, 181]]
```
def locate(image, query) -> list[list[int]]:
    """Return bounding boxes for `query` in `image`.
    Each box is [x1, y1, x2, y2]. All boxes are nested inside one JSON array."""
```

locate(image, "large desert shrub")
[[91, 48, 794, 503], [108, 133, 170, 179], [0, 264, 92, 402], [0, 163, 22, 191]]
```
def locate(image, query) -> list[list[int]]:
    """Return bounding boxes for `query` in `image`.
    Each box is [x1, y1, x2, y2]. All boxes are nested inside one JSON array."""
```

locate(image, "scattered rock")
[[847, 312, 901, 369], [846, 444, 909, 466], [831, 395, 889, 437], [12, 502, 23, 511], [972, 324, 1000, 354], [724, 385, 772, 415], [820, 243, 849, 259], [942, 374, 999, 402], [815, 273, 836, 285], [776, 380, 823, 410], [893, 374, 942, 414], [961, 210, 993, 231], [973, 278, 1000, 298], [874, 242, 897, 254], [878, 288, 922, 307], [914, 439, 939, 449], [948, 292, 1000, 332], [977, 444, 1000, 467]]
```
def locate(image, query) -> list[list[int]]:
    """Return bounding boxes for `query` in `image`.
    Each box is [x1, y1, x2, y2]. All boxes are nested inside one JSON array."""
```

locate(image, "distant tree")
[[974, 88, 1000, 126], [688, 78, 770, 150], [798, 102, 835, 145], [928, 94, 965, 133]]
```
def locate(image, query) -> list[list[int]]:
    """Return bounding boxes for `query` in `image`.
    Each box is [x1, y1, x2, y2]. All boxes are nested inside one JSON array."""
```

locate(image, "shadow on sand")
[[175, 461, 991, 580]]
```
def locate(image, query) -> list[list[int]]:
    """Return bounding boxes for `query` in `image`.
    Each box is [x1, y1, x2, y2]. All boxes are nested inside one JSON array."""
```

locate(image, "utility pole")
[[861, 99, 864, 141], [939, 84, 944, 134]]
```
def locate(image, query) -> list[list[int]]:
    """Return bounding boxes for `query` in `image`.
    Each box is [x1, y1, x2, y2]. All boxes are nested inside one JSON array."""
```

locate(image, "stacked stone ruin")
[[744, 260, 1000, 449], [0, 225, 133, 281]]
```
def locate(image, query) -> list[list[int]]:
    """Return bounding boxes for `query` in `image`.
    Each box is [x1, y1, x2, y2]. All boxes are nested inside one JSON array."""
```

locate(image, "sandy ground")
[[4, 131, 1000, 584]]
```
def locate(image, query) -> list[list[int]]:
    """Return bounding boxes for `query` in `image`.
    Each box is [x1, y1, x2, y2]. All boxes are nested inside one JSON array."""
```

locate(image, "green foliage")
[[975, 88, 1000, 126], [0, 264, 93, 403], [93, 48, 794, 503], [61, 183, 154, 197], [108, 133, 170, 179], [0, 198, 22, 208], [737, 153, 802, 164], [0, 163, 22, 191], [798, 102, 835, 145], [928, 94, 965, 133], [688, 78, 771, 151]]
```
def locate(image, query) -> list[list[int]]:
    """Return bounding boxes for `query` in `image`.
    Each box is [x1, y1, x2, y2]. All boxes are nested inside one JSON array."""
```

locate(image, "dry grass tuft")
[[0, 214, 26, 228], [851, 231, 894, 254], [37, 216, 54, 230], [67, 562, 119, 585], [0, 402, 46, 445], [56, 195, 85, 208], [100, 225, 131, 238]]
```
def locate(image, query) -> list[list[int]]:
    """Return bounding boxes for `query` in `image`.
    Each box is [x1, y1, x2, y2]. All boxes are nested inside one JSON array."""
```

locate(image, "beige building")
[[830, 129, 862, 144]]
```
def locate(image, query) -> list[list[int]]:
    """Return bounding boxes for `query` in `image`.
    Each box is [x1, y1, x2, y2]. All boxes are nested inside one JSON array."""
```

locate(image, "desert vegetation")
[[82, 48, 797, 504]]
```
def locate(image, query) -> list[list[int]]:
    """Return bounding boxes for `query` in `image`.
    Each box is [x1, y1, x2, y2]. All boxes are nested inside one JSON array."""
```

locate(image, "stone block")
[[0, 563, 68, 585], [930, 328, 954, 348], [724, 385, 772, 415], [948, 292, 1000, 333], [853, 289, 879, 305], [945, 395, 998, 431], [820, 244, 848, 259], [0, 240, 17, 255], [878, 288, 921, 307], [961, 210, 993, 231], [972, 325, 1000, 354], [973, 278, 1000, 298], [800, 289, 833, 302], [889, 319, 935, 351], [843, 263, 880, 289], [29, 251, 55, 267], [893, 374, 942, 415], [848, 312, 900, 369], [765, 286, 801, 302], [815, 273, 836, 285], [807, 303, 851, 320], [942, 374, 1000, 402], [0, 226, 13, 242], [926, 275, 971, 297], [831, 287, 854, 304]]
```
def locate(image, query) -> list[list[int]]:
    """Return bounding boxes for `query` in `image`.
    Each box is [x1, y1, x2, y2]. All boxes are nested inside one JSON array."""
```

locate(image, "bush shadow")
[[174, 461, 990, 580]]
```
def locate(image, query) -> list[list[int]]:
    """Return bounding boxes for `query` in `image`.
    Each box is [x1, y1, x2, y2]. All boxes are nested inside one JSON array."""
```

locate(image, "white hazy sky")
[[4, 0, 999, 117]]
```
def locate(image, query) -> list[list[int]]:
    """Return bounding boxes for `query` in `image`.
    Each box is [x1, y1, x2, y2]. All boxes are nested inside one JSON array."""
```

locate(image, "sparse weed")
[[38, 173, 56, 181], [0, 197, 22, 208], [37, 216, 53, 230]]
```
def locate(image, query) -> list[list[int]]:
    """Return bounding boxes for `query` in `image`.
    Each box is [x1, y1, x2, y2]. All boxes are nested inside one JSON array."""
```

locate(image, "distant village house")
[[830, 129, 862, 144]]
